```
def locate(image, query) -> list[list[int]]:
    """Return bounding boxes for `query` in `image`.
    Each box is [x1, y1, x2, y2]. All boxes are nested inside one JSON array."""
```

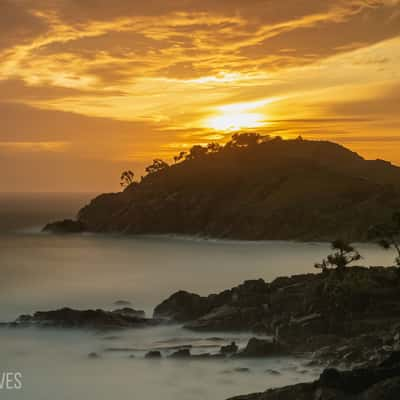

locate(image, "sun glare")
[[204, 98, 277, 131], [206, 112, 265, 131]]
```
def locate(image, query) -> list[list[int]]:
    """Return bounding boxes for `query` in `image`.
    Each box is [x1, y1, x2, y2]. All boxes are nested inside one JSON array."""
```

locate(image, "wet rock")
[[153, 291, 209, 321], [184, 305, 265, 331], [265, 369, 280, 375], [145, 351, 162, 359], [43, 219, 85, 234], [169, 349, 191, 358], [112, 307, 145, 318], [234, 367, 251, 373], [191, 353, 225, 360], [220, 341, 238, 355], [227, 352, 400, 399], [238, 337, 286, 358]]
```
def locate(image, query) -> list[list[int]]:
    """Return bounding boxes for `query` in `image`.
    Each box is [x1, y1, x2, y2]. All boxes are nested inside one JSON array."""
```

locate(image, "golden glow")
[[205, 113, 265, 131], [203, 98, 278, 131], [0, 1, 399, 191]]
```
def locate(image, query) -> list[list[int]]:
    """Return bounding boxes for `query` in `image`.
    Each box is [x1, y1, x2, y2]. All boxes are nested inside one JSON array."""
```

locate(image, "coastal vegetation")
[[44, 133, 400, 241]]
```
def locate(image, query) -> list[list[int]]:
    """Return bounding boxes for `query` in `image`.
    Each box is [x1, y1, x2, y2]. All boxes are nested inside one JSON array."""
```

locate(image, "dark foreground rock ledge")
[[13, 307, 158, 330], [227, 353, 400, 400]]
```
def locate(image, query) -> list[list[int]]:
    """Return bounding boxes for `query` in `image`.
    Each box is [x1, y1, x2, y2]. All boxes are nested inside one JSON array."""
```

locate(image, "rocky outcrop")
[[237, 337, 286, 358], [153, 290, 210, 321], [43, 219, 85, 234], [228, 353, 400, 399], [154, 279, 270, 331], [44, 138, 400, 241], [154, 267, 400, 367], [14, 307, 157, 330], [145, 351, 162, 359]]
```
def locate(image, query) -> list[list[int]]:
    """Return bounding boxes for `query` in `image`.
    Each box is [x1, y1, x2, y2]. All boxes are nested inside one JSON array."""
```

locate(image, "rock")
[[192, 353, 225, 359], [13, 307, 158, 330], [43, 219, 85, 234], [112, 307, 145, 318], [238, 337, 286, 358], [265, 369, 280, 375], [145, 351, 162, 359], [153, 291, 209, 321], [153, 267, 400, 368], [169, 349, 191, 358], [234, 367, 251, 373], [362, 376, 400, 399], [88, 352, 100, 359], [184, 305, 265, 331], [114, 300, 132, 306], [220, 341, 239, 355], [227, 352, 400, 399]]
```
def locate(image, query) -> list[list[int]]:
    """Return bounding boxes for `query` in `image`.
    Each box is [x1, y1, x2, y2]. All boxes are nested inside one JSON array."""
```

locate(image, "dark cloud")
[[0, 79, 125, 101], [0, 0, 48, 50]]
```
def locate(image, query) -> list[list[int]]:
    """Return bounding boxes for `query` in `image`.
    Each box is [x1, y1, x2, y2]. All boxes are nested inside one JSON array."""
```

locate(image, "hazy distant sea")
[[0, 192, 395, 400]]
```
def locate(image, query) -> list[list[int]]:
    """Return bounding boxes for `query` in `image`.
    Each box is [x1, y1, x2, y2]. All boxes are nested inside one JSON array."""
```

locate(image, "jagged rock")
[[145, 351, 162, 359], [184, 305, 259, 331], [220, 341, 238, 355], [43, 219, 85, 234], [169, 349, 191, 358], [154, 267, 400, 367], [238, 337, 286, 358], [153, 290, 209, 321], [227, 353, 400, 399]]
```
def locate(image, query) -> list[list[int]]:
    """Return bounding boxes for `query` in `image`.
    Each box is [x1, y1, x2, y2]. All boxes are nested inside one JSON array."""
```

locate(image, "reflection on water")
[[0, 193, 396, 399]]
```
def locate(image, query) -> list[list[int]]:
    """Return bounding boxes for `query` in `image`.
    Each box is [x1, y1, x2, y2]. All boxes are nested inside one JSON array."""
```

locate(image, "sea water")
[[0, 193, 395, 399]]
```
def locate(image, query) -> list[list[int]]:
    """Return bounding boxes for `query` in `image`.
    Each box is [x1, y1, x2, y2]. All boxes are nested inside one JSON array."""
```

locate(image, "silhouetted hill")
[[45, 135, 400, 241]]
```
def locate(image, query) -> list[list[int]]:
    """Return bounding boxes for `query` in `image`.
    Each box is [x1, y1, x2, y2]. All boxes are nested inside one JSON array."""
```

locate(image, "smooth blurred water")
[[0, 193, 396, 399]]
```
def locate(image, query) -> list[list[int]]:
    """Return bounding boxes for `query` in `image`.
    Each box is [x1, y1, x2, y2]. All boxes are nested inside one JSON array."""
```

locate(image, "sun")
[[205, 112, 265, 131], [203, 98, 276, 131]]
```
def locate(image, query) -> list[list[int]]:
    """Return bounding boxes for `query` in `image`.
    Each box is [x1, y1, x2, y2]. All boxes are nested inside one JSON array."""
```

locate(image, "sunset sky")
[[1, 0, 399, 192]]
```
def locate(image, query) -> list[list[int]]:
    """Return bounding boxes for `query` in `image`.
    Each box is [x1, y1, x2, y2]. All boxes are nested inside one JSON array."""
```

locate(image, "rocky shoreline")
[[4, 266, 400, 399], [155, 267, 400, 365], [228, 353, 400, 400]]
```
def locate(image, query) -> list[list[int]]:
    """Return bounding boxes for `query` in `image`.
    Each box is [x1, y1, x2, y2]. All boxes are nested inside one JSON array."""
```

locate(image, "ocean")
[[0, 192, 395, 399]]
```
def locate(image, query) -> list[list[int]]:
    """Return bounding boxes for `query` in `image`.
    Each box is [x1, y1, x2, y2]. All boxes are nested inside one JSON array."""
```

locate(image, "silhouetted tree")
[[369, 212, 400, 266], [145, 159, 169, 175], [207, 142, 221, 154], [231, 132, 262, 147], [173, 151, 187, 163], [120, 170, 134, 188], [315, 240, 361, 271], [186, 145, 208, 160]]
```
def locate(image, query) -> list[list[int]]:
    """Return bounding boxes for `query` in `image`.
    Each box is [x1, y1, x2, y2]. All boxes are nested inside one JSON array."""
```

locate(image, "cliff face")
[[47, 138, 400, 240]]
